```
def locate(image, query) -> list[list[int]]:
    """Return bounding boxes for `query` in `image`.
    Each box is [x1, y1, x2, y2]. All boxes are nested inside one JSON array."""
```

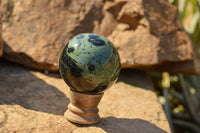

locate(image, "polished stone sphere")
[[59, 33, 121, 94]]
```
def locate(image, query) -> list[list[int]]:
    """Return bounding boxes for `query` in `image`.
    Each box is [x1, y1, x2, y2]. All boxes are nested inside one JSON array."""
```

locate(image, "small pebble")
[[58, 118, 63, 124]]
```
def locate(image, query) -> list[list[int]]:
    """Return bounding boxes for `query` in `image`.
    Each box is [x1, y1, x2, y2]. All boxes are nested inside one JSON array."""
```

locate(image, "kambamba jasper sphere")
[[59, 33, 121, 94]]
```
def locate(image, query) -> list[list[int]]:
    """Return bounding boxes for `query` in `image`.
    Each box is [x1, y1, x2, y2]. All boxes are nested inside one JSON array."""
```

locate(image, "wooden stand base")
[[65, 90, 103, 124]]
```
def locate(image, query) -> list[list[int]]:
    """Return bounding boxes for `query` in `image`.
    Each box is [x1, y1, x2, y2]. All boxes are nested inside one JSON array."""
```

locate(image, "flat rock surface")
[[2, 0, 200, 74], [0, 60, 170, 133]]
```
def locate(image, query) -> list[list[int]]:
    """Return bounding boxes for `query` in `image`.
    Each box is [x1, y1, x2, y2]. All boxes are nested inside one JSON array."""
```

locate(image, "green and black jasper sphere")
[[59, 33, 121, 94]]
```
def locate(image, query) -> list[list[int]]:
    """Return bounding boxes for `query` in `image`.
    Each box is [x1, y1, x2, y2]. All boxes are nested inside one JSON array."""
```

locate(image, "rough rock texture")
[[2, 0, 199, 73], [0, 60, 170, 133], [2, 0, 104, 71], [106, 0, 200, 74], [0, 10, 2, 57]]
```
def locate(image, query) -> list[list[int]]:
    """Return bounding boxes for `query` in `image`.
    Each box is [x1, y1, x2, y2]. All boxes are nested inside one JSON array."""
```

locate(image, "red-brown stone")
[[2, 0, 200, 74]]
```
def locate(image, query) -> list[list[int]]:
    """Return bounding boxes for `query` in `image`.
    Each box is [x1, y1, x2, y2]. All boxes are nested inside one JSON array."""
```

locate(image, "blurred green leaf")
[[178, 0, 188, 20]]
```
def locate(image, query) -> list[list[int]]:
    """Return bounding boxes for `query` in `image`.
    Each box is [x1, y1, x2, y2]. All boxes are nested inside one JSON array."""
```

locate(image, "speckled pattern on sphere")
[[59, 33, 121, 94]]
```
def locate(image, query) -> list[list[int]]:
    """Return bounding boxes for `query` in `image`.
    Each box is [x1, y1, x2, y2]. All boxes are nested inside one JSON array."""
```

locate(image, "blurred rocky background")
[[1, 0, 200, 73], [0, 0, 200, 133]]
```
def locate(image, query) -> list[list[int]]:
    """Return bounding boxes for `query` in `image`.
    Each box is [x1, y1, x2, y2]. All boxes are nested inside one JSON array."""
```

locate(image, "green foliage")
[[170, 0, 200, 48], [149, 1, 200, 132], [149, 71, 200, 133]]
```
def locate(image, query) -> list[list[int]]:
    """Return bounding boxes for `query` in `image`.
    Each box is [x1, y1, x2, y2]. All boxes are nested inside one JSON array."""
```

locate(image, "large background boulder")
[[2, 0, 104, 71], [2, 0, 200, 73], [107, 0, 200, 74]]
